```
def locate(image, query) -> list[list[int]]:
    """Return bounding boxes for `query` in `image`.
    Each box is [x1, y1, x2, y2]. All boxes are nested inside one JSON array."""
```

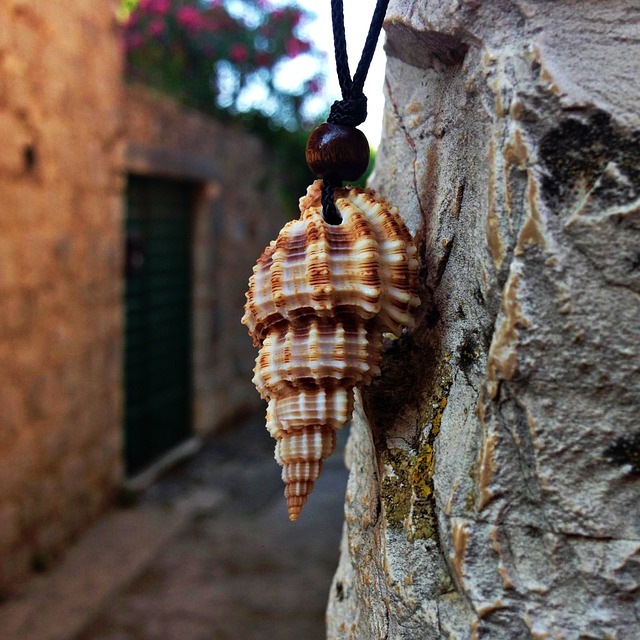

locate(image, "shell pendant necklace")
[[242, 0, 420, 521]]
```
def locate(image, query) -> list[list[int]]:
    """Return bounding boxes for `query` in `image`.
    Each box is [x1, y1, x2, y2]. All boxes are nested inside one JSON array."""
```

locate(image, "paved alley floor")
[[0, 414, 349, 640]]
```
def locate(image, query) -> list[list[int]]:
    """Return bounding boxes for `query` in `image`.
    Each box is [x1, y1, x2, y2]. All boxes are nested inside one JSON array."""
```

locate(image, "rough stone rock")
[[327, 1, 640, 638]]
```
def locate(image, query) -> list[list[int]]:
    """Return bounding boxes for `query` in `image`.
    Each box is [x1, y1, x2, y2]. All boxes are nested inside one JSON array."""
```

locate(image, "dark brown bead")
[[305, 123, 370, 182]]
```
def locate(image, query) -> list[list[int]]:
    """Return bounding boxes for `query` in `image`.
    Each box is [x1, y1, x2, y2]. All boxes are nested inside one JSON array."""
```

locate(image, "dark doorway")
[[124, 175, 196, 475]]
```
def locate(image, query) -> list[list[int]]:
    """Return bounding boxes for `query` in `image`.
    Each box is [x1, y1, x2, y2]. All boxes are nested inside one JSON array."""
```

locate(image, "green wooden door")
[[124, 175, 195, 475]]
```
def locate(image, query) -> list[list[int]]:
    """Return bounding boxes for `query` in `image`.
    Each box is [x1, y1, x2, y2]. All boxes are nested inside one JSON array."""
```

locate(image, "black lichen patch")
[[605, 431, 640, 476], [458, 332, 481, 373], [365, 332, 424, 435], [540, 111, 640, 209], [473, 285, 485, 307], [335, 580, 345, 602]]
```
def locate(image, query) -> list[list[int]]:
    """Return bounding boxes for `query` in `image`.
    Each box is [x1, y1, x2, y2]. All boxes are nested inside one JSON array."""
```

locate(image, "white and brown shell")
[[242, 180, 420, 521]]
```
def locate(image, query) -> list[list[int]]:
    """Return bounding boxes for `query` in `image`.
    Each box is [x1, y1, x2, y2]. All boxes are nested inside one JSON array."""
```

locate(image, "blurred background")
[[0, 0, 386, 638]]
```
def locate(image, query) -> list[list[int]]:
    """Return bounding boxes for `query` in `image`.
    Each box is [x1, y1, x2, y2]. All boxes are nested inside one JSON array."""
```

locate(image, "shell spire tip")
[[288, 509, 301, 522]]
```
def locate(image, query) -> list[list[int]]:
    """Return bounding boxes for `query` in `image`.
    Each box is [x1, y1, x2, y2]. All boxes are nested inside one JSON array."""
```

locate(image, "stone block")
[[0, 502, 20, 549], [0, 112, 32, 176], [0, 434, 39, 503], [25, 372, 63, 421], [0, 384, 24, 449], [59, 455, 86, 495], [0, 288, 36, 338], [0, 545, 30, 594], [35, 521, 66, 554], [0, 241, 19, 290]]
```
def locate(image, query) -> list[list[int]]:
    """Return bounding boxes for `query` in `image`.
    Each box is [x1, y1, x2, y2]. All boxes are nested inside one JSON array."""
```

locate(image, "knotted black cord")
[[322, 0, 390, 224]]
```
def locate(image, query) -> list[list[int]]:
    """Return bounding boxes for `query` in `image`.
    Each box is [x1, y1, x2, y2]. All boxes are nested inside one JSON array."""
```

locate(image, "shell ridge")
[[306, 214, 334, 305]]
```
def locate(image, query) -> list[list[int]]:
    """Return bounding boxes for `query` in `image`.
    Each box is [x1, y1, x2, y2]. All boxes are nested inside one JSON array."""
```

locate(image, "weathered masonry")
[[0, 1, 283, 591]]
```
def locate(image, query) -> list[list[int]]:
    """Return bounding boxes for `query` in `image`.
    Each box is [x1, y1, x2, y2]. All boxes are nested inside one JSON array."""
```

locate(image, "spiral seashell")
[[242, 180, 420, 520]]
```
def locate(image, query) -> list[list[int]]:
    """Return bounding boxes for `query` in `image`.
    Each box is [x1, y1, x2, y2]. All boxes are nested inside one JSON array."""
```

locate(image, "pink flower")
[[176, 6, 204, 30], [203, 45, 217, 58], [201, 17, 221, 32], [150, 0, 170, 15], [124, 32, 144, 51], [149, 18, 164, 37], [306, 78, 322, 95], [254, 51, 271, 67], [229, 43, 248, 63], [259, 23, 273, 38], [285, 37, 310, 58], [289, 9, 303, 27]]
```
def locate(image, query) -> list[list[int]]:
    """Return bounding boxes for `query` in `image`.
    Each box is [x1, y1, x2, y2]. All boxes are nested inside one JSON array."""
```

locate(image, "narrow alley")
[[0, 414, 349, 640]]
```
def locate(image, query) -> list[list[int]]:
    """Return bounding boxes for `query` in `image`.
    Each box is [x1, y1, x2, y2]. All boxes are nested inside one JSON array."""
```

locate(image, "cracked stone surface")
[[327, 1, 640, 638]]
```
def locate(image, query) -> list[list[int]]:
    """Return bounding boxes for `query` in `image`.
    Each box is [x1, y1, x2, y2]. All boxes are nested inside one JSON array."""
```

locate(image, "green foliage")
[[121, 0, 324, 130], [120, 1, 374, 208]]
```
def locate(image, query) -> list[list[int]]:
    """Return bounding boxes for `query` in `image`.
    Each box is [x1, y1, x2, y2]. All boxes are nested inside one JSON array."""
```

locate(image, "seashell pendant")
[[241, 180, 420, 521]]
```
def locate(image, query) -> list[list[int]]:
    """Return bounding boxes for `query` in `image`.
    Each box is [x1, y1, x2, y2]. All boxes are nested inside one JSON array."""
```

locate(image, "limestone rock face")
[[326, 1, 640, 638]]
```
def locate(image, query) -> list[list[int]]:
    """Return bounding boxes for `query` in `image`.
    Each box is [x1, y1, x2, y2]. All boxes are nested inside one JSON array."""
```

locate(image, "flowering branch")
[[121, 0, 326, 129]]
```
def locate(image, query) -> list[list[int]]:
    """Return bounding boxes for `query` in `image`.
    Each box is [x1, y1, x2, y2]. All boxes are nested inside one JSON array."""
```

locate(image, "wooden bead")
[[305, 123, 370, 182]]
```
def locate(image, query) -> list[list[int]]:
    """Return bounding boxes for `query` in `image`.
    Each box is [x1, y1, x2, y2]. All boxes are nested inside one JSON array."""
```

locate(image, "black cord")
[[352, 0, 389, 95], [322, 0, 390, 223], [321, 177, 342, 225], [330, 0, 351, 99]]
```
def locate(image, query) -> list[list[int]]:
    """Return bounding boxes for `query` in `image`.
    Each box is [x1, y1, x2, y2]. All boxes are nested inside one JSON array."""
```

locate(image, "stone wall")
[[0, 1, 290, 593], [0, 0, 124, 590], [327, 1, 640, 637], [123, 85, 288, 434]]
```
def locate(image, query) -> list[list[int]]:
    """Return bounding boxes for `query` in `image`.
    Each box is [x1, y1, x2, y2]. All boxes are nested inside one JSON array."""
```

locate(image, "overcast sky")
[[296, 0, 387, 146]]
